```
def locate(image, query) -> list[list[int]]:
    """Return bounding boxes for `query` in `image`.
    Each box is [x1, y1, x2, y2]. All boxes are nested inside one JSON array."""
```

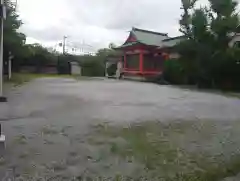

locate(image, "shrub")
[[163, 59, 186, 84], [80, 56, 105, 77]]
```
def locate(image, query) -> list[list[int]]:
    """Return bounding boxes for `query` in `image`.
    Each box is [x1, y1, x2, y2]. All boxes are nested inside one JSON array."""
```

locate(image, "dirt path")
[[0, 78, 240, 180]]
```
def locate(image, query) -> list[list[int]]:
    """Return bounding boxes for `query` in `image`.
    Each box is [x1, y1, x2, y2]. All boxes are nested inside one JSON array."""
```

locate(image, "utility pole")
[[0, 0, 6, 152], [63, 36, 67, 54], [0, 0, 6, 102]]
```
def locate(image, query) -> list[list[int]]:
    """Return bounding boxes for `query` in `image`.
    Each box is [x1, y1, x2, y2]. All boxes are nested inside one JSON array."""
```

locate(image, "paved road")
[[0, 78, 240, 179]]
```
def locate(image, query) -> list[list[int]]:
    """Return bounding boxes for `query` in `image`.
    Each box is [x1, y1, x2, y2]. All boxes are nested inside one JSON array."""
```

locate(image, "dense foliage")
[[163, 59, 185, 84], [3, 1, 57, 73], [2, 0, 112, 76], [80, 55, 105, 77], [166, 0, 240, 90], [78, 46, 118, 77], [3, 0, 25, 71]]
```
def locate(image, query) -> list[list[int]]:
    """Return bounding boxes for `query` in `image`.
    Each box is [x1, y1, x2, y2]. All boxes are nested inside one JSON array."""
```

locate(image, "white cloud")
[[17, 0, 209, 51]]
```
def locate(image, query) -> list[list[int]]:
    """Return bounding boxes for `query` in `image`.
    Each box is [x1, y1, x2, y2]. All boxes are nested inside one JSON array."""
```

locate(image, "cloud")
[[17, 0, 209, 51]]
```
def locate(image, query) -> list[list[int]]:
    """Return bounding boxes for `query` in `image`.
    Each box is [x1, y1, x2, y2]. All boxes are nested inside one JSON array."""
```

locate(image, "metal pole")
[[8, 53, 11, 80], [0, 1, 7, 102], [0, 17, 3, 97], [63, 36, 67, 54]]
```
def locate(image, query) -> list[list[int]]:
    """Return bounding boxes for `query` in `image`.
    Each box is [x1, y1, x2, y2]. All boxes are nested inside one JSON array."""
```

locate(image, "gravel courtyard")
[[0, 78, 240, 180]]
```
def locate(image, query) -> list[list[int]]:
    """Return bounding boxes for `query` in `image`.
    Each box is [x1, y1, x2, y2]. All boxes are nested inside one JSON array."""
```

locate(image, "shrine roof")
[[117, 27, 185, 49], [132, 27, 168, 47], [161, 36, 186, 47]]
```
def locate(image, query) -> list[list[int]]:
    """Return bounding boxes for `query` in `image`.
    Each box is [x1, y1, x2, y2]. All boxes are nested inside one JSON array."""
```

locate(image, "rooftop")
[[117, 27, 184, 49], [132, 27, 168, 36]]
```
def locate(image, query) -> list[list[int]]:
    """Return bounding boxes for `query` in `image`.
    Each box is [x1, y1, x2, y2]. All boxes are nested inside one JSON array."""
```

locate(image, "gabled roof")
[[117, 27, 184, 49], [133, 27, 168, 36], [131, 27, 169, 47]]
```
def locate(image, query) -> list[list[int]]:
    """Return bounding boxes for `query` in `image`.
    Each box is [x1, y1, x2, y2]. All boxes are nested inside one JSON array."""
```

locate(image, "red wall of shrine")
[[122, 45, 168, 76]]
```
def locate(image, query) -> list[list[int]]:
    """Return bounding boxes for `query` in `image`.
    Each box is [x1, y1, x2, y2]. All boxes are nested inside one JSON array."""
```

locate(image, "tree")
[[4, 0, 25, 53], [108, 43, 117, 49], [16, 43, 58, 73], [176, 0, 240, 89], [96, 48, 114, 57], [3, 0, 27, 71], [179, 0, 198, 38]]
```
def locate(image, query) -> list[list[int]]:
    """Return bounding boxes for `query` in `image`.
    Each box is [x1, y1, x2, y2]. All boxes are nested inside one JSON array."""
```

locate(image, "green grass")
[[223, 92, 240, 99], [173, 85, 240, 99], [4, 73, 83, 86], [90, 121, 240, 180]]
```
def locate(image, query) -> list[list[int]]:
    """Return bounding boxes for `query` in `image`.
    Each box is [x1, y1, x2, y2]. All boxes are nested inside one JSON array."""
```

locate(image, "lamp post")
[[0, 0, 6, 102]]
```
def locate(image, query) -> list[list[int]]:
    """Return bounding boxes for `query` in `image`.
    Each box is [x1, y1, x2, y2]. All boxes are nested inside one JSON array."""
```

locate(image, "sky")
[[17, 0, 208, 52]]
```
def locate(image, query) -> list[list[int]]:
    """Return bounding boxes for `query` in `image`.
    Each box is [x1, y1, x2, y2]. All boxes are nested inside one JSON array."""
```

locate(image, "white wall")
[[71, 62, 81, 75]]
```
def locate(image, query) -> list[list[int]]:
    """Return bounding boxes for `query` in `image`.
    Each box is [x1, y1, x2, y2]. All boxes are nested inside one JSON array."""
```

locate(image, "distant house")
[[112, 27, 184, 79]]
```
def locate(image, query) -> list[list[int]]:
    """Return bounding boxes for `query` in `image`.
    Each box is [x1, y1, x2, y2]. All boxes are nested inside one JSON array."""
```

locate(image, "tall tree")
[[3, 0, 28, 72], [179, 0, 198, 38], [4, 0, 26, 56], [208, 0, 240, 88], [177, 0, 240, 88], [209, 0, 239, 50]]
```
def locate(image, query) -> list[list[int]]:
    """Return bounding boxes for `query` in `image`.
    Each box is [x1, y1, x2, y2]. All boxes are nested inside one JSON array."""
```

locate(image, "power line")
[[52, 38, 96, 55]]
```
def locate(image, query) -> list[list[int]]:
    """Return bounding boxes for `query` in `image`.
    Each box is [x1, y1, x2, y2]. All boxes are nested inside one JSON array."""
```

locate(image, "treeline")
[[3, 0, 108, 77], [3, 0, 58, 73], [16, 46, 107, 77], [163, 0, 240, 90], [57, 54, 106, 76]]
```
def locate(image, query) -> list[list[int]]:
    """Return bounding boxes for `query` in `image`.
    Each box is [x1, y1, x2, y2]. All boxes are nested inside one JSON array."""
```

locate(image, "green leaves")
[[3, 0, 26, 58], [179, 0, 198, 37], [177, 0, 240, 88], [192, 9, 209, 40], [181, 0, 198, 10], [208, 0, 238, 17]]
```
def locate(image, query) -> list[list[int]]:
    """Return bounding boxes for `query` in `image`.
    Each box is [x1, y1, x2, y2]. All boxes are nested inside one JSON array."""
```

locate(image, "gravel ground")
[[0, 78, 240, 180]]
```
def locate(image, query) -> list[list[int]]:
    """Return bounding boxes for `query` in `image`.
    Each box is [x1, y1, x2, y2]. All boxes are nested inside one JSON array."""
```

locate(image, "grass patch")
[[14, 134, 27, 145], [91, 121, 240, 180], [0, 157, 6, 166], [223, 92, 240, 99], [4, 73, 84, 86], [19, 152, 29, 159], [41, 126, 59, 135]]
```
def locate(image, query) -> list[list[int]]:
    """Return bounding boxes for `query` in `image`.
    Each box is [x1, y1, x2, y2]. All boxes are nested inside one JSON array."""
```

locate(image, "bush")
[[163, 59, 186, 84], [80, 56, 105, 77]]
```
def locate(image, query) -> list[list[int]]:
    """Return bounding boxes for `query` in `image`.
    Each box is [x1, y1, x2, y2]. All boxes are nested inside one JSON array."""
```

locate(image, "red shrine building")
[[107, 27, 184, 79]]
